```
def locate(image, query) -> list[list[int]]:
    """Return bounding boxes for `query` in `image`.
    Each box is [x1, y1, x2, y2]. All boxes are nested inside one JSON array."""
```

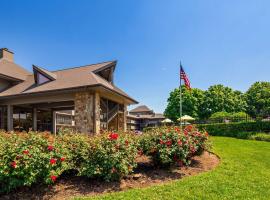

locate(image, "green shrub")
[[249, 133, 270, 142], [197, 121, 270, 137], [209, 112, 230, 122], [0, 132, 72, 193], [138, 126, 209, 167], [79, 132, 138, 181]]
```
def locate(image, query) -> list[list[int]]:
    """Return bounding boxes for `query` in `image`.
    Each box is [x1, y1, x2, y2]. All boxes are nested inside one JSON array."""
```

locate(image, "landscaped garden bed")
[[0, 151, 218, 200], [0, 126, 211, 199]]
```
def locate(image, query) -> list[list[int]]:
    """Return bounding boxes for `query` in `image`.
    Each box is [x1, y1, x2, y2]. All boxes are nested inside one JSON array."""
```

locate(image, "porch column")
[[32, 108, 37, 131], [7, 105, 13, 131], [52, 110, 57, 134], [94, 92, 100, 134], [0, 107, 5, 129], [123, 104, 127, 132]]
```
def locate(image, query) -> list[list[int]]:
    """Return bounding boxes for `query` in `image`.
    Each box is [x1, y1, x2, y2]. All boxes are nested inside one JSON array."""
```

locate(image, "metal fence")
[[194, 116, 257, 125]]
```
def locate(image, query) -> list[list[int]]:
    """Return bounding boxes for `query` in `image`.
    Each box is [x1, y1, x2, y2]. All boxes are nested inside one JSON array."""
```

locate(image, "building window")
[[37, 72, 50, 85]]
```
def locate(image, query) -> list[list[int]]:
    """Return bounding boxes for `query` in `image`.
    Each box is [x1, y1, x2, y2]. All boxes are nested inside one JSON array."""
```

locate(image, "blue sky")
[[1, 0, 270, 113]]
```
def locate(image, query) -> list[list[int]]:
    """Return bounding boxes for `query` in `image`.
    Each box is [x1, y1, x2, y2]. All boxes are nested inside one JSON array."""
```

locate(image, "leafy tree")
[[209, 111, 230, 121], [164, 87, 204, 121], [246, 82, 270, 117], [200, 84, 247, 119]]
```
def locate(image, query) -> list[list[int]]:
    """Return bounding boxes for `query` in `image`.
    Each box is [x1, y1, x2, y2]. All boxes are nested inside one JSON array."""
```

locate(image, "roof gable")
[[33, 65, 57, 85], [0, 60, 137, 104], [130, 105, 152, 113]]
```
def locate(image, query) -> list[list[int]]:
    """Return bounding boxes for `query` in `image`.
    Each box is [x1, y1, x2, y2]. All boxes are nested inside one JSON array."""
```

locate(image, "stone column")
[[32, 108, 37, 131], [7, 105, 13, 131], [123, 104, 127, 132], [94, 92, 100, 134], [74, 92, 94, 134]]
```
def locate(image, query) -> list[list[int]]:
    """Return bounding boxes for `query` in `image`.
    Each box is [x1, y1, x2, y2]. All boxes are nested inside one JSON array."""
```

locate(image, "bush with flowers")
[[0, 125, 209, 193], [79, 132, 138, 181], [0, 132, 71, 193], [138, 125, 209, 167]]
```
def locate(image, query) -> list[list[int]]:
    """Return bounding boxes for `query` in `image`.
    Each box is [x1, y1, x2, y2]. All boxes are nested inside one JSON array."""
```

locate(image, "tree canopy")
[[246, 82, 270, 117], [164, 86, 204, 121], [164, 84, 248, 120]]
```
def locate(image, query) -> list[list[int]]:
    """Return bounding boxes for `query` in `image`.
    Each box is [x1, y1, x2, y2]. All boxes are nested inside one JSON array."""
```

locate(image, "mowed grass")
[[75, 137, 270, 200]]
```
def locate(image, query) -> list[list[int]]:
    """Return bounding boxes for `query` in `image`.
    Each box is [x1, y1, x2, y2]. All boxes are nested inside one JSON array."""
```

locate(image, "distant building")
[[127, 105, 165, 131]]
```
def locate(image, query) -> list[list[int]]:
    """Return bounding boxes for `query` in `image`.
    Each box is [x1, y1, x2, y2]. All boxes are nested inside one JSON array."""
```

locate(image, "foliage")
[[0, 132, 71, 193], [81, 137, 270, 200], [79, 132, 138, 181], [249, 133, 270, 142], [164, 84, 247, 121], [0, 129, 209, 193], [164, 87, 205, 121], [197, 121, 270, 138], [246, 82, 270, 118], [200, 85, 247, 119], [138, 126, 209, 166], [209, 112, 249, 123], [209, 111, 231, 121]]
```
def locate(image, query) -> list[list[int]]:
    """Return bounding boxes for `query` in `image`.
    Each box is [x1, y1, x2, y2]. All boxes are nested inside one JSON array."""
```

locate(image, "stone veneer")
[[74, 92, 95, 134]]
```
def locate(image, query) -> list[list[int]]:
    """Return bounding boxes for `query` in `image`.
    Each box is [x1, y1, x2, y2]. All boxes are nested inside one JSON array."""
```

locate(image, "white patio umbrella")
[[177, 115, 195, 122], [161, 118, 173, 123]]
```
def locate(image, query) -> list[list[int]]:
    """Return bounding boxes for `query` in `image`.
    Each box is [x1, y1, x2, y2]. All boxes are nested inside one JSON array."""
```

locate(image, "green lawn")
[[76, 137, 270, 200]]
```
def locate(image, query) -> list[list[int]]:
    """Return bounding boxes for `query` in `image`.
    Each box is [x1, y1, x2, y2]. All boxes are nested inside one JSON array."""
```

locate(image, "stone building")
[[127, 105, 165, 131], [0, 48, 137, 134]]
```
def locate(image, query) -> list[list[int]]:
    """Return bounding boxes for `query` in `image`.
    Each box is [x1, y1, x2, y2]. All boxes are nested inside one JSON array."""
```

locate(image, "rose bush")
[[138, 125, 209, 167], [0, 132, 71, 193], [0, 126, 209, 193], [79, 132, 138, 181]]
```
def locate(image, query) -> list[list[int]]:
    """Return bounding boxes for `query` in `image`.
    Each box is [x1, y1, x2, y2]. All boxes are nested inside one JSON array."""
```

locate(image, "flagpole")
[[179, 62, 182, 131]]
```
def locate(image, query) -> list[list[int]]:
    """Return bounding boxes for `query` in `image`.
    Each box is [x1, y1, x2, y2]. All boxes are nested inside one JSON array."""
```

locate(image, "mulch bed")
[[1, 151, 219, 200]]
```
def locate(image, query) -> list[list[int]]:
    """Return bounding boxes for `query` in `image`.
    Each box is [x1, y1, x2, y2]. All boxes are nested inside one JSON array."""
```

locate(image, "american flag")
[[180, 65, 191, 90]]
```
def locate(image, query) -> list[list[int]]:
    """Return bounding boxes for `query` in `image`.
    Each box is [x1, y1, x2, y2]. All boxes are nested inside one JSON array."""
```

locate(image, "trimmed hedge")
[[197, 121, 270, 138]]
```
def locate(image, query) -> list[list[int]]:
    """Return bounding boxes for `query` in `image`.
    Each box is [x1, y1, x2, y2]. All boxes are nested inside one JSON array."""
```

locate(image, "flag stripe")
[[180, 65, 191, 90]]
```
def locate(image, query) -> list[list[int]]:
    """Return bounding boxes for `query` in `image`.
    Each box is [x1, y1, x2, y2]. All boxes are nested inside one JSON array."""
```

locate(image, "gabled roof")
[[0, 58, 31, 81], [0, 60, 138, 104], [129, 105, 152, 113], [33, 65, 57, 82]]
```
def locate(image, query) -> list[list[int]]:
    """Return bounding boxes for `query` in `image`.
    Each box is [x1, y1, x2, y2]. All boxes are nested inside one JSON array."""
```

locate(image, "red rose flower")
[[178, 160, 184, 167], [125, 140, 129, 146], [47, 145, 54, 151], [60, 157, 65, 162], [137, 149, 143, 156], [166, 140, 172, 146], [51, 175, 57, 182], [50, 158, 57, 165], [184, 125, 193, 132], [10, 161, 17, 168], [22, 150, 29, 155], [111, 167, 117, 173], [108, 133, 119, 140], [177, 140, 182, 146], [174, 127, 180, 132]]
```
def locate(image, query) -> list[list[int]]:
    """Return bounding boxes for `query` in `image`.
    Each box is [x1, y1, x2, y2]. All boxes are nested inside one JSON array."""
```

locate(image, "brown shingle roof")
[[0, 61, 137, 104], [129, 105, 152, 113], [0, 59, 31, 81]]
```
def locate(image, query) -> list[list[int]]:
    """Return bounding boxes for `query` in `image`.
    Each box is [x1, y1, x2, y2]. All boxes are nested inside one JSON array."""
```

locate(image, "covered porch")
[[0, 89, 128, 134]]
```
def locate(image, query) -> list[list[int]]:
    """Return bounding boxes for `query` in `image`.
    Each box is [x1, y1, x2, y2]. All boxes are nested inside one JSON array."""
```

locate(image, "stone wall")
[[74, 92, 94, 134]]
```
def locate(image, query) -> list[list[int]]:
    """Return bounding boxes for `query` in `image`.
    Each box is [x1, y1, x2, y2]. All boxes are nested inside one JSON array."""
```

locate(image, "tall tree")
[[164, 87, 204, 121], [200, 84, 247, 119], [246, 82, 270, 117]]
